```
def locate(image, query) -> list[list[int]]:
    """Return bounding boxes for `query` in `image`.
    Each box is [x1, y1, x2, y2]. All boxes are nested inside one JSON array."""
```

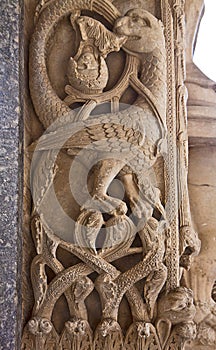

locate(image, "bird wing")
[[31, 106, 146, 153]]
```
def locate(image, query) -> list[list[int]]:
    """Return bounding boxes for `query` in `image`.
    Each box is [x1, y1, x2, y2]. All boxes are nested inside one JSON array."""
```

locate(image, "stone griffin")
[[62, 8, 168, 252], [24, 3, 200, 350]]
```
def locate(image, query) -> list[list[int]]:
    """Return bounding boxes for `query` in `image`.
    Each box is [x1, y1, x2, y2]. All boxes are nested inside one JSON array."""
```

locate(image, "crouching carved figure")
[[22, 0, 200, 349]]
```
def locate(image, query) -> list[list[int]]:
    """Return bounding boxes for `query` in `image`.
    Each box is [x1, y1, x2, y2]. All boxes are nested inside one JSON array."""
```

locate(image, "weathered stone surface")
[[20, 1, 200, 349], [185, 146, 216, 349], [0, 0, 215, 349], [184, 1, 216, 348], [0, 0, 22, 349]]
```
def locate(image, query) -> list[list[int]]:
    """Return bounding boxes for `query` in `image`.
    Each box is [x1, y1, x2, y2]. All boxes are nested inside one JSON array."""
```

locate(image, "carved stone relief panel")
[[21, 0, 200, 349]]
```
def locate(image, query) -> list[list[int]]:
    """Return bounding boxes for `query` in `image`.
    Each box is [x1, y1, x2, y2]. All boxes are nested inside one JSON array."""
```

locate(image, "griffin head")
[[114, 9, 165, 54]]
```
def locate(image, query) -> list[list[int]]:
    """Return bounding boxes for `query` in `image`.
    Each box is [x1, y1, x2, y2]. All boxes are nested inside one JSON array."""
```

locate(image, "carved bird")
[[34, 9, 166, 166], [32, 9, 167, 251]]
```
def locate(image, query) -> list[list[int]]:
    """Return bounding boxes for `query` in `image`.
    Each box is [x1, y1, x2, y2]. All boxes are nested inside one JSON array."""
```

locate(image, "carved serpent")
[[36, 234, 161, 320], [29, 0, 168, 335], [30, 0, 166, 131], [29, 0, 120, 129]]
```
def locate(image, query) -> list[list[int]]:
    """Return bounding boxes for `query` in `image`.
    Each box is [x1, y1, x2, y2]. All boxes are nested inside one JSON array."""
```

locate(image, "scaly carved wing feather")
[[29, 106, 147, 153], [140, 48, 167, 118]]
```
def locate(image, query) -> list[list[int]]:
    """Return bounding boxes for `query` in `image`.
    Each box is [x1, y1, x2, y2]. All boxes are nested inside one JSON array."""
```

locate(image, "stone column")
[[0, 0, 22, 349]]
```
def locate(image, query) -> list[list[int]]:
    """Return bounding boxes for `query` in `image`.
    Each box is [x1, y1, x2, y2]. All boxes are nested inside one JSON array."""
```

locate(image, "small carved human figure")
[[67, 45, 109, 93], [67, 13, 126, 94]]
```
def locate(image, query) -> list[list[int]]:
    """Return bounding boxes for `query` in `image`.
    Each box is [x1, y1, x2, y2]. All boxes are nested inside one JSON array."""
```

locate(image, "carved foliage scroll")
[[22, 0, 200, 349]]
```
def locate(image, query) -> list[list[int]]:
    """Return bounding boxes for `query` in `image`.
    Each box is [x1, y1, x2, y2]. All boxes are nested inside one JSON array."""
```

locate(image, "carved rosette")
[[22, 0, 199, 349]]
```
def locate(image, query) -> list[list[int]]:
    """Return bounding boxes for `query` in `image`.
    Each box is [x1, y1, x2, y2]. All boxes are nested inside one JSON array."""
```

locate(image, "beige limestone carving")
[[22, 0, 200, 349], [183, 1, 216, 349]]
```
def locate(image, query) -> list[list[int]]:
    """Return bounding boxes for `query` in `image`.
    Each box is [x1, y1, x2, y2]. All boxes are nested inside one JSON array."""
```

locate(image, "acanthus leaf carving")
[[125, 322, 162, 350], [93, 318, 124, 350], [22, 317, 59, 350], [59, 318, 93, 350]]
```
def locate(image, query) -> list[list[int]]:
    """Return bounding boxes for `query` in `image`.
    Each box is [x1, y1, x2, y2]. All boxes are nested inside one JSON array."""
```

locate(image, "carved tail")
[[29, 0, 120, 129]]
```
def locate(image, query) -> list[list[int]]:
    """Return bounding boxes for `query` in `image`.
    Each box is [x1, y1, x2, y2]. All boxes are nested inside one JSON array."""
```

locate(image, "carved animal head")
[[157, 287, 196, 325], [114, 9, 164, 54], [179, 226, 201, 270], [65, 318, 87, 336], [97, 318, 121, 337], [28, 317, 52, 335], [136, 322, 151, 338], [174, 321, 197, 341], [72, 276, 94, 302]]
